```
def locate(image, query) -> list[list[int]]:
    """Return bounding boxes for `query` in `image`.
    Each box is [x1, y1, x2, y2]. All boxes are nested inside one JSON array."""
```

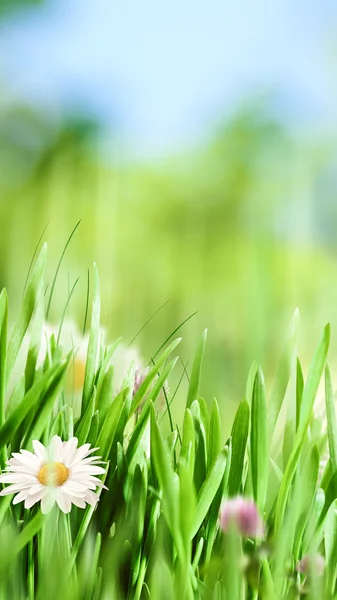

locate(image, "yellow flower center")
[[72, 358, 86, 392], [37, 462, 68, 487]]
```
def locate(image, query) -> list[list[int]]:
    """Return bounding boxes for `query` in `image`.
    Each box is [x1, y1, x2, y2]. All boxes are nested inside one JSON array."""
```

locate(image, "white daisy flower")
[[0, 436, 107, 514]]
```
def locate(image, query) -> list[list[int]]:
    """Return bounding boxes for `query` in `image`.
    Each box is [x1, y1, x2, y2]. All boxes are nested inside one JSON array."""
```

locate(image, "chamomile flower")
[[0, 436, 107, 514]]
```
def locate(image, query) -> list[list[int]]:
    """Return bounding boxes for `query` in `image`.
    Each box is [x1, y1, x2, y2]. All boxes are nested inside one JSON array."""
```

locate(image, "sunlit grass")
[[0, 244, 335, 598]]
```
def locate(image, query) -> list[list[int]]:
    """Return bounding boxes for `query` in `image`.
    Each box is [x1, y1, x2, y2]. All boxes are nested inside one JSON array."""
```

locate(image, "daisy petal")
[[20, 450, 41, 467], [6, 458, 21, 466], [73, 476, 107, 490], [62, 437, 78, 467], [68, 446, 100, 467], [63, 480, 88, 492], [57, 490, 72, 514], [78, 456, 103, 465], [3, 466, 38, 474], [0, 483, 31, 496], [70, 496, 86, 509], [84, 490, 99, 506], [70, 465, 106, 475], [48, 436, 64, 462], [62, 483, 87, 498], [11, 452, 39, 470], [68, 443, 91, 466], [0, 473, 37, 484], [24, 489, 45, 509], [41, 491, 56, 514], [32, 440, 48, 462], [13, 490, 30, 505], [28, 483, 44, 495]]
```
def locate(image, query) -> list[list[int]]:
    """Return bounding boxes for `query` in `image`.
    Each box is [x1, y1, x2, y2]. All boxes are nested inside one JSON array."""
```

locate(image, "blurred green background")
[[1, 0, 337, 415]]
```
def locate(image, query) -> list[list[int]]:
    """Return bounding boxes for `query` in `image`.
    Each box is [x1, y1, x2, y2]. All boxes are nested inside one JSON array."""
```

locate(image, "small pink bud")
[[219, 496, 264, 538], [133, 368, 169, 414], [133, 369, 147, 397], [296, 554, 325, 576]]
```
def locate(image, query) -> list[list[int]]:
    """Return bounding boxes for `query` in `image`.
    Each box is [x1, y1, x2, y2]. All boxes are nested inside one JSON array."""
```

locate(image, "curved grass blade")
[[186, 329, 207, 409], [296, 357, 304, 431], [46, 220, 81, 319], [152, 312, 197, 361], [6, 243, 47, 382], [82, 263, 100, 412], [128, 299, 171, 347], [22, 220, 50, 297], [57, 277, 80, 344], [268, 308, 299, 436], [82, 268, 90, 335]]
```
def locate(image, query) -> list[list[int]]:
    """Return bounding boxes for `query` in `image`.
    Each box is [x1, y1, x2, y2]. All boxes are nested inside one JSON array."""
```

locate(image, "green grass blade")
[[0, 290, 7, 430], [296, 357, 304, 431], [148, 356, 178, 416], [82, 263, 100, 413], [82, 268, 90, 335], [179, 408, 195, 482], [0, 361, 68, 450], [179, 461, 196, 552], [274, 324, 330, 533], [130, 337, 181, 415], [46, 220, 81, 318], [191, 448, 227, 539], [96, 388, 126, 461], [75, 387, 96, 446], [125, 400, 151, 468], [245, 361, 258, 405], [128, 299, 171, 347], [186, 329, 207, 409], [57, 277, 79, 344], [325, 364, 337, 473], [292, 444, 319, 560], [150, 404, 183, 556], [268, 308, 299, 435], [13, 513, 45, 556], [152, 312, 197, 361], [228, 400, 250, 497], [6, 243, 47, 382], [207, 399, 222, 471], [23, 361, 70, 448], [251, 367, 268, 512], [325, 500, 337, 595], [96, 364, 114, 420], [22, 220, 50, 297]]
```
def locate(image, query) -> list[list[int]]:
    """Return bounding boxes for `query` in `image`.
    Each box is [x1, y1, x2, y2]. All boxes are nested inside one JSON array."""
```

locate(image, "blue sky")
[[1, 0, 337, 157]]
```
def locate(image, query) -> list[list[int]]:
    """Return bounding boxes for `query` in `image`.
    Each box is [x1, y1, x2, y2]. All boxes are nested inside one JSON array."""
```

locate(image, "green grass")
[[0, 245, 336, 599]]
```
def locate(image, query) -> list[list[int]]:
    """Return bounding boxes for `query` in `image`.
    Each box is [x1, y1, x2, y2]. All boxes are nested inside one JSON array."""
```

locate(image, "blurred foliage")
[[1, 92, 337, 415]]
